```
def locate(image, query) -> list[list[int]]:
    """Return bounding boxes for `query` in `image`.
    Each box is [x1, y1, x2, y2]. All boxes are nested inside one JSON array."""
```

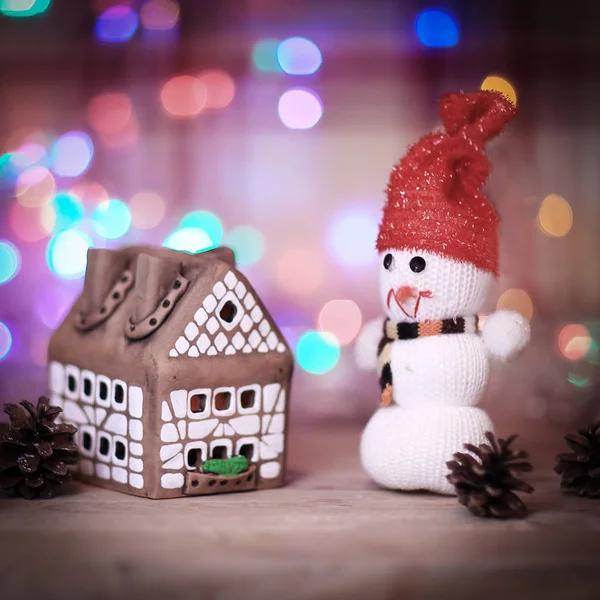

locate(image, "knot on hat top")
[[377, 90, 517, 276]]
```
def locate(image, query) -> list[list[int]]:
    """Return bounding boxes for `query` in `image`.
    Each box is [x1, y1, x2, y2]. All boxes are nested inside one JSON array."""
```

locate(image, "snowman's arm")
[[482, 309, 530, 362], [355, 317, 385, 371]]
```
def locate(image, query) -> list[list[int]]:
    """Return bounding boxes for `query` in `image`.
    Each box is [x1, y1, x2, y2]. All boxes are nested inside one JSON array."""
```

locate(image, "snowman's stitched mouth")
[[387, 287, 433, 319]]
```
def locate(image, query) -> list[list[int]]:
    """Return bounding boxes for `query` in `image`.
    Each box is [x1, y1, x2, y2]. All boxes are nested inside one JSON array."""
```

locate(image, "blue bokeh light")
[[163, 227, 214, 254], [92, 199, 132, 239], [0, 321, 12, 362], [46, 229, 94, 280], [96, 5, 139, 43], [224, 226, 265, 266], [296, 331, 340, 375], [0, 240, 21, 285], [277, 37, 322, 75], [50, 132, 94, 178], [415, 9, 459, 48], [179, 211, 223, 246], [52, 192, 84, 232]]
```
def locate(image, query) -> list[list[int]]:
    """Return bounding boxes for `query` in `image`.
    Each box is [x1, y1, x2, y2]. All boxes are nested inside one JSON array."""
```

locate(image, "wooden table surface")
[[1, 420, 600, 600]]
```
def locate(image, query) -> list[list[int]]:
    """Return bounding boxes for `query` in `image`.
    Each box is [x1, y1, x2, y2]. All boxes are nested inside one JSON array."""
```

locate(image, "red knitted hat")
[[376, 90, 517, 276]]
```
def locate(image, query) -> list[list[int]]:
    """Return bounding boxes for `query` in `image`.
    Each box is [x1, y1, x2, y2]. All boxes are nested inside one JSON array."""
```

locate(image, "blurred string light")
[[96, 5, 139, 43], [224, 226, 265, 266], [129, 191, 165, 229], [296, 331, 340, 374], [251, 38, 281, 72], [415, 9, 459, 48], [161, 75, 207, 118], [496, 288, 533, 321], [16, 166, 55, 207], [87, 92, 132, 134], [558, 324, 591, 361], [276, 37, 322, 75], [179, 211, 223, 246], [163, 228, 213, 253], [52, 192, 84, 232], [537, 194, 573, 237], [327, 204, 380, 269], [92, 199, 132, 239], [70, 181, 109, 207], [9, 143, 47, 168], [318, 299, 362, 346], [198, 70, 236, 109], [278, 89, 323, 129], [567, 373, 590, 388], [34, 284, 77, 329], [481, 75, 517, 106], [0, 0, 52, 17], [140, 0, 179, 31], [10, 202, 55, 242], [46, 230, 94, 279], [0, 240, 21, 285], [276, 246, 324, 297], [0, 321, 12, 362], [50, 132, 94, 178]]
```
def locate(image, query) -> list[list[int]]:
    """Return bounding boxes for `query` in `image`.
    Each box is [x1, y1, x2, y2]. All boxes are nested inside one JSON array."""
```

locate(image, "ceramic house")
[[47, 245, 293, 499]]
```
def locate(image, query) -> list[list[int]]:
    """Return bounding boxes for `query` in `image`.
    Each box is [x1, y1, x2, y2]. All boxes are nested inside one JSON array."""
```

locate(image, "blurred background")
[[0, 0, 599, 427]]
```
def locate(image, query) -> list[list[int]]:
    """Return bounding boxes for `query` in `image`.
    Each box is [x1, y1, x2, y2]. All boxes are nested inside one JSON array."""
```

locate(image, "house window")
[[184, 442, 207, 470], [187, 389, 211, 419], [67, 375, 77, 393], [99, 436, 110, 457], [190, 393, 207, 414], [82, 432, 93, 452], [240, 389, 255, 409], [96, 375, 111, 407], [219, 301, 237, 323], [99, 381, 109, 400], [239, 443, 255, 460], [64, 365, 80, 400], [237, 385, 261, 414], [214, 391, 231, 412], [210, 439, 233, 460], [112, 380, 127, 411], [212, 445, 228, 459], [114, 384, 125, 404], [114, 440, 126, 461], [235, 437, 258, 462]]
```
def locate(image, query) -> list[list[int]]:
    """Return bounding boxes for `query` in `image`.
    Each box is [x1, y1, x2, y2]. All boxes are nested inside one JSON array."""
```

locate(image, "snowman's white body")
[[356, 249, 530, 495]]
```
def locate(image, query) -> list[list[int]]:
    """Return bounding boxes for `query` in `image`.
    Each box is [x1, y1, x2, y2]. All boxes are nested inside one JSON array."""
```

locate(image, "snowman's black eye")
[[409, 256, 426, 273], [383, 253, 393, 270]]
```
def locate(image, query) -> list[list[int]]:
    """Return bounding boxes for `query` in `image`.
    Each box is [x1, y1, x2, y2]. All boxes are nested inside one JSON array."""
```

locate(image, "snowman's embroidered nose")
[[396, 286, 417, 303]]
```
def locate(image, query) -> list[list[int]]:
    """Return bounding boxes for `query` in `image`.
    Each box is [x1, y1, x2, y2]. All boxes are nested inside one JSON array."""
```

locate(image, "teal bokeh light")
[[0, 240, 21, 285], [251, 38, 282, 72], [52, 192, 84, 232], [92, 199, 132, 239], [46, 229, 94, 280], [163, 228, 214, 254], [296, 331, 340, 375], [179, 211, 223, 246], [224, 226, 265, 266], [0, 0, 52, 17]]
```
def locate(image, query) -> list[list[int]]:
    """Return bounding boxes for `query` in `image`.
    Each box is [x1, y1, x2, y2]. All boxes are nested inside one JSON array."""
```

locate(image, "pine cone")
[[446, 432, 534, 518], [0, 396, 79, 499], [554, 421, 600, 498]]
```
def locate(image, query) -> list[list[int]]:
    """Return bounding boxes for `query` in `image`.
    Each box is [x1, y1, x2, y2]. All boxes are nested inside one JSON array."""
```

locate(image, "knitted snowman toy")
[[356, 90, 530, 495]]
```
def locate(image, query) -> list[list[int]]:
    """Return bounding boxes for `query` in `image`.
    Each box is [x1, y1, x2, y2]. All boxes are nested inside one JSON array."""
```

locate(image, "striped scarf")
[[377, 316, 478, 391]]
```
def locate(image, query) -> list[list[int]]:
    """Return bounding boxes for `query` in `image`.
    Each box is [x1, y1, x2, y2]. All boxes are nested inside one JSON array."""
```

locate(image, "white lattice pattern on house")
[[168, 270, 287, 358], [158, 382, 286, 489], [48, 361, 145, 490]]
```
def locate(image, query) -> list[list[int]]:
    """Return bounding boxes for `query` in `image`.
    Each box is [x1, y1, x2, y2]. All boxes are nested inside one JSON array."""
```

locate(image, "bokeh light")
[[70, 181, 110, 207], [496, 288, 534, 321], [198, 70, 236, 109], [15, 166, 55, 207], [586, 338, 599, 365], [567, 373, 591, 388], [224, 226, 265, 266], [50, 132, 94, 178], [179, 210, 223, 246], [47, 230, 94, 279], [0, 0, 51, 17], [537, 194, 573, 237], [558, 324, 591, 361], [52, 192, 84, 232], [327, 204, 380, 269], [251, 38, 281, 72], [163, 228, 213, 253], [318, 299, 362, 346], [296, 331, 340, 375], [481, 75, 517, 106], [140, 0, 179, 30], [129, 191, 165, 229], [415, 9, 460, 48], [87, 92, 132, 134], [0, 321, 12, 362], [10, 143, 47, 168], [96, 5, 139, 43], [277, 37, 322, 75], [160, 75, 207, 118], [0, 240, 21, 285], [92, 199, 132, 239], [276, 246, 324, 297], [278, 89, 323, 129], [34, 284, 77, 329], [10, 202, 55, 242]]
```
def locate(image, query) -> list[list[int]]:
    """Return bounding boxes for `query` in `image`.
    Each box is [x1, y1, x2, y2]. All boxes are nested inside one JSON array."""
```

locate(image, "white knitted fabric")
[[357, 249, 530, 494]]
